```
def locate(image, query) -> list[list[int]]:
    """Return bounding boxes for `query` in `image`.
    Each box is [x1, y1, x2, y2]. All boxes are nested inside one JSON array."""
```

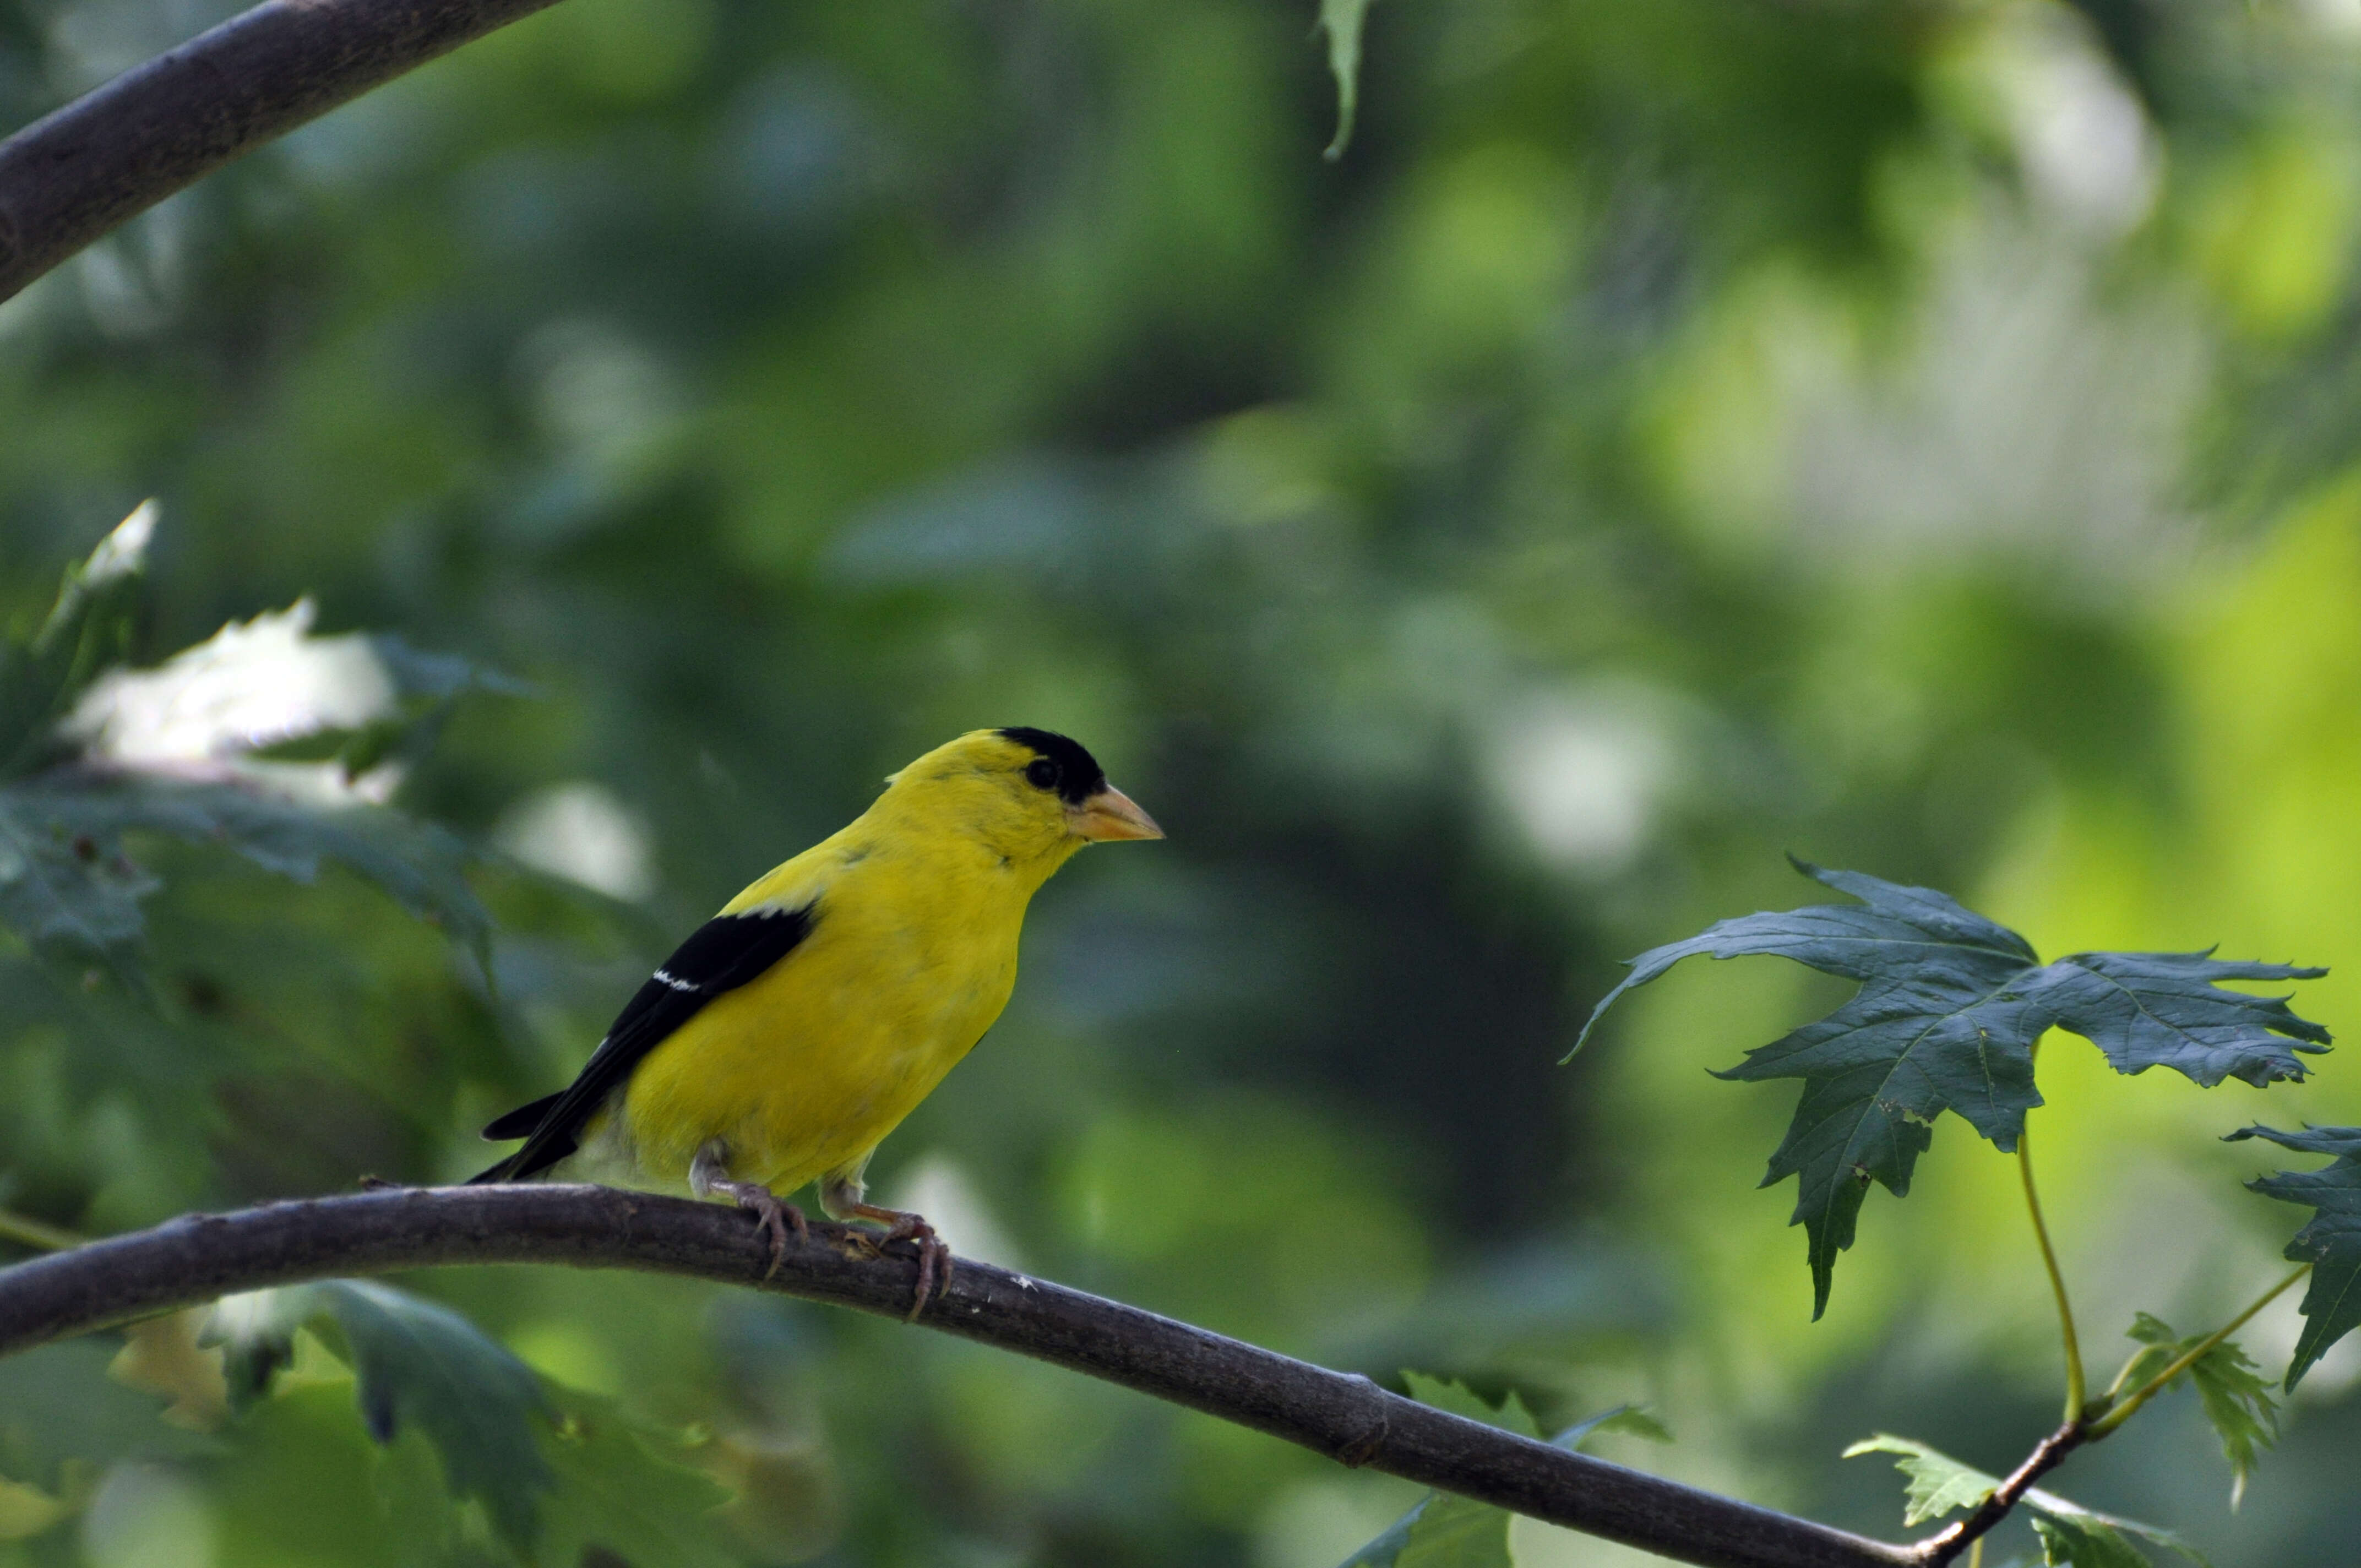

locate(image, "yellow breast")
[[614, 829, 1038, 1194]]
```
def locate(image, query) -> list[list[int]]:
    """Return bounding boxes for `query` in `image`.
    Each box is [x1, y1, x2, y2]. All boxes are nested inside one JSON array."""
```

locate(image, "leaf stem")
[[2087, 1265, 2309, 1438], [2017, 1118, 2085, 1422], [0, 1209, 82, 1253]]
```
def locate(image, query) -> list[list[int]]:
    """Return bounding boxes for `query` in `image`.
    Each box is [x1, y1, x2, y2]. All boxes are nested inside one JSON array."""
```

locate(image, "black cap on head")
[[998, 727, 1107, 804]]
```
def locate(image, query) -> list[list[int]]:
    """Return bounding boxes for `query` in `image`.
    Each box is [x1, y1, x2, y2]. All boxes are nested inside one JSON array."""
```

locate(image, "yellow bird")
[[471, 728, 1161, 1309]]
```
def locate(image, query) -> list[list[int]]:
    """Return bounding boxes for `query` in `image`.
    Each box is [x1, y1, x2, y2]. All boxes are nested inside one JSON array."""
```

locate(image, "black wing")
[[470, 901, 818, 1183]]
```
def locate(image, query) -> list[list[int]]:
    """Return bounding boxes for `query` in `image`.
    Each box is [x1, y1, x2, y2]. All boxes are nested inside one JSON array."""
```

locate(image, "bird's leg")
[[819, 1169, 952, 1319], [690, 1140, 806, 1280]]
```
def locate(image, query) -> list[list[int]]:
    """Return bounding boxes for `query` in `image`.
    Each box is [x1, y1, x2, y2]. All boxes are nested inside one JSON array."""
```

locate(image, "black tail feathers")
[[468, 1092, 576, 1184], [481, 1092, 563, 1141]]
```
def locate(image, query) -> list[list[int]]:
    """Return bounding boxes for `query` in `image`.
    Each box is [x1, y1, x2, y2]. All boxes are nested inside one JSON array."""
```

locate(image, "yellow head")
[[871, 727, 1162, 879]]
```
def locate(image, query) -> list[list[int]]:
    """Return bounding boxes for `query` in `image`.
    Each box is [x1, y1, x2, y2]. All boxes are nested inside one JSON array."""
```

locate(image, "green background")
[[3, 0, 2360, 1562]]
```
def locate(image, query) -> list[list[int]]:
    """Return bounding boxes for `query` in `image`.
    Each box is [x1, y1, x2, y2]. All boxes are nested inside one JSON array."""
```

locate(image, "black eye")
[[1025, 758, 1060, 791]]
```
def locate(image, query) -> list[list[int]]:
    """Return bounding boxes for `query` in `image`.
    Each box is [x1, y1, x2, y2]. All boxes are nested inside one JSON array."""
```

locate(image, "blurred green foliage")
[[6, 0, 2361, 1563]]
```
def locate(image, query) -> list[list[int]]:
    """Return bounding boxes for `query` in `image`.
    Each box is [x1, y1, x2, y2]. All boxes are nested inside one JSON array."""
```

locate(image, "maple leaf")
[[1338, 1378, 1665, 1568], [1846, 1436, 2207, 1567], [207, 1281, 551, 1554], [1840, 1434, 1996, 1527], [2031, 1507, 2203, 1568], [1577, 860, 2330, 1315], [2224, 1123, 2361, 1390], [2119, 1314, 2277, 1506]]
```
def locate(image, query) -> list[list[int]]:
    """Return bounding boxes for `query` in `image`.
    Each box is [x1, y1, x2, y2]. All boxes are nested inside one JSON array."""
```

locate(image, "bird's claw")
[[842, 1205, 954, 1319], [719, 1182, 806, 1280], [893, 1217, 949, 1321]]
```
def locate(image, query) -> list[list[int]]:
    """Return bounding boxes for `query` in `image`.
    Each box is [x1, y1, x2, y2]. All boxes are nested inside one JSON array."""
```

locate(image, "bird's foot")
[[712, 1180, 807, 1280], [844, 1203, 953, 1319]]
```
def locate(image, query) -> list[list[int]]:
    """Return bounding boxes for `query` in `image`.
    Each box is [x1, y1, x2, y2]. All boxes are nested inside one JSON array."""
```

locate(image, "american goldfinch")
[[472, 728, 1161, 1310]]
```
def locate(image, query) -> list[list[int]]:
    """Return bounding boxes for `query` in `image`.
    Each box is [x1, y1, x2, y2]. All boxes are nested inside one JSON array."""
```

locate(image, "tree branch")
[[1915, 1421, 2085, 1567], [0, 0, 569, 304], [0, 1183, 1918, 1568]]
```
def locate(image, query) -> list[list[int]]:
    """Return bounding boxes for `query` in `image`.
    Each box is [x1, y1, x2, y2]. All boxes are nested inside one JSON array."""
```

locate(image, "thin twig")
[[1915, 1420, 2085, 1567], [0, 1183, 1917, 1568], [2087, 1265, 2309, 1436], [0, 0, 574, 303]]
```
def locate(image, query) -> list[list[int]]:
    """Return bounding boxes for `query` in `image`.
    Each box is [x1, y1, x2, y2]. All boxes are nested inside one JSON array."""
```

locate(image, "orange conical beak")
[[1068, 785, 1163, 842]]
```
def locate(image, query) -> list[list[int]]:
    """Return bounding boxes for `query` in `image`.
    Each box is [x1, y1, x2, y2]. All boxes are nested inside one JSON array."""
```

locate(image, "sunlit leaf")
[[108, 1309, 231, 1432], [0, 1471, 74, 1541], [1842, 1433, 1996, 1527], [2224, 1123, 2361, 1389], [2120, 1314, 2277, 1505], [0, 567, 504, 969], [0, 503, 153, 780], [1577, 861, 2330, 1314], [199, 1287, 314, 1415], [254, 633, 529, 783]]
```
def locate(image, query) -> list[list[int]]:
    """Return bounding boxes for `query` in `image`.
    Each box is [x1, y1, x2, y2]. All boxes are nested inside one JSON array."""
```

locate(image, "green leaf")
[[1397, 1493, 1514, 1568], [208, 1282, 553, 1555], [1337, 1499, 1427, 1568], [2223, 1123, 2361, 1389], [2113, 1313, 2182, 1399], [3, 589, 509, 966], [1340, 1381, 1652, 1568], [366, 634, 532, 705], [1552, 1404, 1671, 1449], [310, 1281, 552, 1555], [205, 1289, 730, 1566], [200, 1288, 320, 1416], [2024, 1493, 2207, 1568], [1336, 1377, 1532, 1568], [1842, 1434, 1998, 1527], [0, 1338, 215, 1495], [1576, 861, 2330, 1315], [2015, 950, 2332, 1089], [252, 635, 527, 783], [2033, 1511, 2156, 1568], [0, 793, 157, 958], [0, 773, 490, 967], [1847, 1436, 2205, 1566], [1317, 0, 1373, 160], [537, 1386, 734, 1568], [1397, 1373, 1542, 1439], [0, 504, 153, 781], [2120, 1314, 2277, 1505]]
